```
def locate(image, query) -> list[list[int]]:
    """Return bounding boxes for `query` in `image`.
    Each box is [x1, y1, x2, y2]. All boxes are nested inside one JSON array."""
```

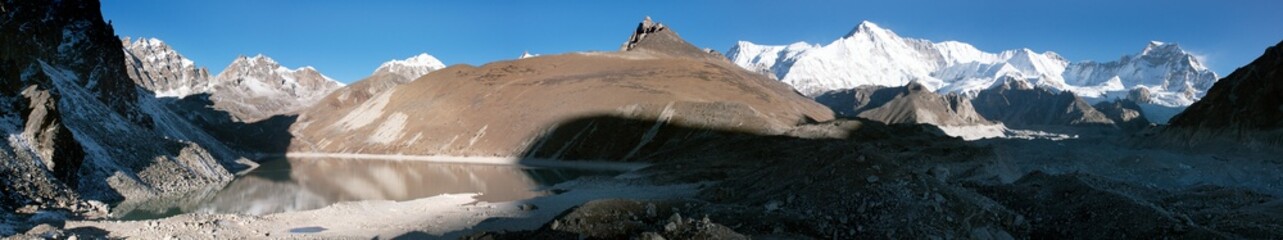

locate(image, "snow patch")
[[937, 123, 1077, 141], [937, 124, 1008, 140]]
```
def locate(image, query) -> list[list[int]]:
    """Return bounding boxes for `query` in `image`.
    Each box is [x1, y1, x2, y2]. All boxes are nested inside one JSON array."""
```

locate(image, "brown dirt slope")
[[288, 17, 833, 158]]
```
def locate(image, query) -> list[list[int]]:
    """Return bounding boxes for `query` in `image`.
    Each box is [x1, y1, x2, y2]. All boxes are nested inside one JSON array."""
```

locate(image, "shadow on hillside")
[[157, 93, 297, 183], [160, 93, 296, 156], [391, 115, 955, 239]]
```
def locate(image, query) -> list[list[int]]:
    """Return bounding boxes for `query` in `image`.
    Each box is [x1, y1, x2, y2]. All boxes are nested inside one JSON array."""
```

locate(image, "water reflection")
[[116, 157, 617, 220]]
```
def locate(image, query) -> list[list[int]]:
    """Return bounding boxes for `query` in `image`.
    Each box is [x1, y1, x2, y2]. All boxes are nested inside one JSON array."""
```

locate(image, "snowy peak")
[[121, 36, 211, 97], [210, 53, 343, 121], [846, 20, 891, 37], [519, 51, 539, 59], [1141, 41, 1188, 58], [843, 20, 906, 44], [372, 53, 446, 81], [1137, 41, 1208, 69], [223, 54, 336, 82], [229, 54, 283, 71], [1143, 41, 1175, 54], [726, 22, 1220, 110]]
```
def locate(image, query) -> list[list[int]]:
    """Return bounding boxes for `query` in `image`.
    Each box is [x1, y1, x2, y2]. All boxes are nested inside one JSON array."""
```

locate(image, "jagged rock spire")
[[621, 16, 668, 51]]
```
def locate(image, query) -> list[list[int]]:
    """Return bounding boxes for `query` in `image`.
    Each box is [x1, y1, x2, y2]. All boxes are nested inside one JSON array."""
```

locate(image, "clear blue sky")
[[102, 0, 1283, 83]]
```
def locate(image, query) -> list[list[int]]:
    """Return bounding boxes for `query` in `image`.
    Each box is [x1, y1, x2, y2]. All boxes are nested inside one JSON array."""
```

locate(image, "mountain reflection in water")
[[115, 157, 618, 220]]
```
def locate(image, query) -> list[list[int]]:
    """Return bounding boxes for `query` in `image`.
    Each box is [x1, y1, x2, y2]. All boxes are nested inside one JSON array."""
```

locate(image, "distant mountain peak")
[[519, 51, 539, 59], [124, 37, 167, 48], [855, 20, 883, 32], [239, 54, 276, 64], [845, 20, 894, 38], [373, 53, 446, 81], [1142, 40, 1184, 56], [121, 36, 209, 97], [728, 22, 1220, 111]]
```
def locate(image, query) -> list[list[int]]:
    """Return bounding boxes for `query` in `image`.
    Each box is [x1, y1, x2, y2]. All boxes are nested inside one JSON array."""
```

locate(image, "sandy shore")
[[285, 152, 650, 171]]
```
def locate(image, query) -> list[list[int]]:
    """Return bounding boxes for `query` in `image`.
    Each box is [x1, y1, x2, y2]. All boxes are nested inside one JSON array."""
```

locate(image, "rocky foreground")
[[13, 118, 1279, 239], [461, 119, 1283, 239]]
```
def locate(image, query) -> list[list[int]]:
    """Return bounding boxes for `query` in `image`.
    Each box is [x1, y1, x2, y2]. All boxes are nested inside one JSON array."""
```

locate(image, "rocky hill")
[[289, 17, 833, 159], [815, 82, 990, 127], [971, 77, 1116, 129]]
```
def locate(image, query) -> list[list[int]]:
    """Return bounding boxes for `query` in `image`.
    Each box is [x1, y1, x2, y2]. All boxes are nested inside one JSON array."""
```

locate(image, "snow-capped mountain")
[[122, 39, 345, 121], [318, 53, 449, 110], [727, 21, 1219, 108], [371, 53, 446, 81], [122, 37, 213, 97], [208, 54, 344, 121], [1063, 41, 1219, 106]]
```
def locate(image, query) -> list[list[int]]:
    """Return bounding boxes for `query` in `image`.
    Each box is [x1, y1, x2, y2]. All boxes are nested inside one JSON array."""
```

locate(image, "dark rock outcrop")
[[18, 85, 84, 184], [1166, 40, 1283, 145], [1, 0, 244, 217], [972, 77, 1115, 128], [816, 82, 991, 126], [620, 16, 724, 61], [1093, 99, 1151, 130]]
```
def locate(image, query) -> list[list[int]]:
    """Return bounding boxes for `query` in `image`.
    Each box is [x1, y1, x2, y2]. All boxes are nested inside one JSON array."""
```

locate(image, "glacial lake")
[[113, 157, 625, 220]]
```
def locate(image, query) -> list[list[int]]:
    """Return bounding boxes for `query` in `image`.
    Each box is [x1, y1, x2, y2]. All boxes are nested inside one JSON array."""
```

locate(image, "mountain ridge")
[[727, 20, 1219, 110]]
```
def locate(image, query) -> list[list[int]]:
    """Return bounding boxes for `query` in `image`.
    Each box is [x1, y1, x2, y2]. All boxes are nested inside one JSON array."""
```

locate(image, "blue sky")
[[103, 0, 1283, 83]]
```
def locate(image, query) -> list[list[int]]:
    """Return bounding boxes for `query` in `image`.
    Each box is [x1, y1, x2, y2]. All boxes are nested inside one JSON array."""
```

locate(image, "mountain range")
[[122, 38, 451, 122], [727, 21, 1218, 123]]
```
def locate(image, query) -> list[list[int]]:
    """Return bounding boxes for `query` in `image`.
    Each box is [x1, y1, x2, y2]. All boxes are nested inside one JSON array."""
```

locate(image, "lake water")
[[113, 157, 622, 220]]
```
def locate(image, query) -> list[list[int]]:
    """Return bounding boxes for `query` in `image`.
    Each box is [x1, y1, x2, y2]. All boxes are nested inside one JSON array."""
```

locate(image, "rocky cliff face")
[[289, 17, 833, 159], [1165, 40, 1283, 145], [1, 0, 246, 213], [121, 37, 213, 97], [621, 16, 725, 61]]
